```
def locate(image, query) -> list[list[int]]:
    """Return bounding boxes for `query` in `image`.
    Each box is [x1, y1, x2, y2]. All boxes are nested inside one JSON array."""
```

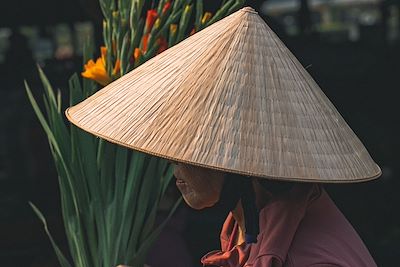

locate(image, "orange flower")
[[82, 58, 111, 86], [141, 33, 150, 53], [113, 59, 121, 76], [134, 48, 142, 60], [162, 1, 171, 15], [145, 9, 158, 34], [100, 46, 107, 64], [82, 46, 120, 86]]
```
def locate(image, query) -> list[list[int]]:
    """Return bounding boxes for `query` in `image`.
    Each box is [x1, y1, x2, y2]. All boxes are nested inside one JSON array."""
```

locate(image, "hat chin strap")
[[212, 173, 260, 244], [241, 177, 260, 244]]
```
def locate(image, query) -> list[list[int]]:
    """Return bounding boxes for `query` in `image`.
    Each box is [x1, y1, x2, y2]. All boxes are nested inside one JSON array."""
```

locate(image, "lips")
[[175, 178, 186, 186], [175, 177, 189, 193]]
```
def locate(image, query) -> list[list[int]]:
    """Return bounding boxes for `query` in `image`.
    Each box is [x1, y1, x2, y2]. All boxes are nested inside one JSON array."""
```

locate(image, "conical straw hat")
[[66, 7, 381, 183]]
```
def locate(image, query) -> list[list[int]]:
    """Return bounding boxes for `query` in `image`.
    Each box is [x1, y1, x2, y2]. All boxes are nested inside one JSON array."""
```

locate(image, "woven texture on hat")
[[66, 7, 381, 183]]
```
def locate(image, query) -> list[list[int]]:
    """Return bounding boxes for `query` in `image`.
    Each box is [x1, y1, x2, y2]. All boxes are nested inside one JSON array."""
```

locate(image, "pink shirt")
[[201, 184, 377, 267]]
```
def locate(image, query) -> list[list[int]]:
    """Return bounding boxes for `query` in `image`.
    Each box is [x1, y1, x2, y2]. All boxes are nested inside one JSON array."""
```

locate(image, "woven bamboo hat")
[[66, 7, 381, 183]]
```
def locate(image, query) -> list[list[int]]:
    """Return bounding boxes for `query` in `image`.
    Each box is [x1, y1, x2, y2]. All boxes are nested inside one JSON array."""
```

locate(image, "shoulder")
[[287, 190, 377, 267]]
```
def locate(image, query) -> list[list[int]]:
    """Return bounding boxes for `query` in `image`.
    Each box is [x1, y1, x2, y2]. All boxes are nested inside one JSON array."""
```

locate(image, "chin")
[[183, 196, 216, 210]]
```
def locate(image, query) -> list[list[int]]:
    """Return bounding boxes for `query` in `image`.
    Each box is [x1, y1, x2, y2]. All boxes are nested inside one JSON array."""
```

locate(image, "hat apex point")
[[240, 6, 258, 14]]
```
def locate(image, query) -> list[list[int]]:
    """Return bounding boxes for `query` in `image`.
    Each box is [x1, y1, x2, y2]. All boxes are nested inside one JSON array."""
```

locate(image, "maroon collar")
[[201, 184, 321, 267]]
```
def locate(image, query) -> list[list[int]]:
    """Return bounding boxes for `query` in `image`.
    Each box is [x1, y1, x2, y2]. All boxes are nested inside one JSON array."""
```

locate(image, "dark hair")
[[217, 173, 297, 244], [257, 178, 296, 195], [221, 173, 259, 243]]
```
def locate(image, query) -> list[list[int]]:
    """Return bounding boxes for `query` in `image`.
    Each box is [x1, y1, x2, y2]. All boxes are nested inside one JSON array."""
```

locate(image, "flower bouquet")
[[25, 0, 244, 266]]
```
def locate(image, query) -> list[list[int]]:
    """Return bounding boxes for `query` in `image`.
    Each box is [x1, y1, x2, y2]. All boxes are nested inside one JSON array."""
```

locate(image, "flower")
[[145, 9, 158, 34], [170, 24, 177, 35], [156, 37, 168, 54], [134, 48, 142, 61], [162, 1, 171, 15], [100, 46, 107, 63], [102, 46, 120, 75], [81, 46, 120, 86], [139, 34, 168, 55], [141, 33, 150, 53], [201, 12, 212, 25], [184, 4, 191, 14], [112, 59, 121, 76], [82, 58, 111, 86], [154, 18, 161, 30]]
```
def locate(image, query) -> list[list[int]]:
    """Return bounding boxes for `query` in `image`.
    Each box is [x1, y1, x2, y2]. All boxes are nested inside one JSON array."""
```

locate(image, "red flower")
[[141, 33, 150, 52], [145, 9, 158, 34], [162, 1, 171, 15], [156, 37, 168, 54]]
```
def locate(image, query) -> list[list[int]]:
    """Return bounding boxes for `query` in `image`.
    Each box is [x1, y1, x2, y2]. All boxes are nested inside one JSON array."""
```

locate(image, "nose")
[[173, 163, 186, 180]]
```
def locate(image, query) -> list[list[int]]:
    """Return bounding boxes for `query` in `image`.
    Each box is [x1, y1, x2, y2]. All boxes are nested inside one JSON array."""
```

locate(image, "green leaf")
[[25, 81, 62, 160], [115, 147, 128, 198], [157, 0, 167, 15], [177, 4, 193, 42], [29, 202, 72, 267], [207, 0, 234, 26], [156, 9, 183, 41], [160, 163, 175, 197], [37, 68, 71, 161], [82, 39, 97, 97], [26, 77, 88, 267], [127, 156, 158, 253], [128, 197, 182, 265], [195, 0, 203, 30], [27, 2, 244, 267], [227, 0, 243, 14], [120, 32, 131, 75], [117, 152, 146, 261], [38, 65, 57, 108]]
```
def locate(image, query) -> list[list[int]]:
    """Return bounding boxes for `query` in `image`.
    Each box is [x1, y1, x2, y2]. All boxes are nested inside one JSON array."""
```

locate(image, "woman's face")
[[173, 163, 225, 210]]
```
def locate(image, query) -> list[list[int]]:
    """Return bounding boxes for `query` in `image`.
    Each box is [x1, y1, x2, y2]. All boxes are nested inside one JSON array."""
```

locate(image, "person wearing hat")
[[67, 7, 381, 267], [172, 163, 379, 267]]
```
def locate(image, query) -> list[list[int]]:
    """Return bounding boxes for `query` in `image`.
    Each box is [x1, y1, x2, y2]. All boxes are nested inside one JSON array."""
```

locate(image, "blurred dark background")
[[0, 0, 398, 266]]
